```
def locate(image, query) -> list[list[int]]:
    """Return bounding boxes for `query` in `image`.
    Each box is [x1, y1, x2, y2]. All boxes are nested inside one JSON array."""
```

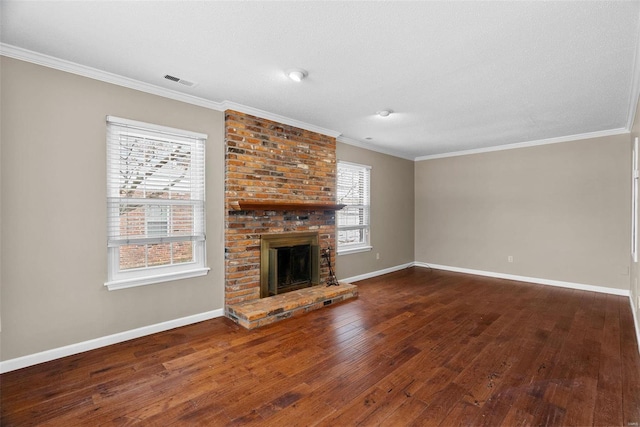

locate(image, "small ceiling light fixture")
[[377, 109, 393, 117], [286, 68, 308, 82]]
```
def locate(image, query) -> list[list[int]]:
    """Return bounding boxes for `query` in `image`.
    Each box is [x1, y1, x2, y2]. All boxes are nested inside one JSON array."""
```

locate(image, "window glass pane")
[[118, 241, 195, 271], [147, 243, 172, 267], [338, 206, 369, 226], [119, 205, 145, 238], [172, 241, 194, 264], [171, 205, 193, 236], [119, 244, 147, 270], [338, 229, 365, 246]]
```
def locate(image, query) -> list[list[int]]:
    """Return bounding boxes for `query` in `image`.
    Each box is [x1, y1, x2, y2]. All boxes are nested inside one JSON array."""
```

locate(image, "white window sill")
[[337, 246, 373, 256], [105, 267, 210, 291]]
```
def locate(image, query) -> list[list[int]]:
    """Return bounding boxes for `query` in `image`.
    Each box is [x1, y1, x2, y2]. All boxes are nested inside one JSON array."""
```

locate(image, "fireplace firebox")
[[260, 232, 320, 298]]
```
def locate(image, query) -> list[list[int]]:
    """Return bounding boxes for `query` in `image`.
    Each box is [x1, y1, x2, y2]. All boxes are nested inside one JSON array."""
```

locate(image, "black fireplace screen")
[[268, 244, 319, 296]]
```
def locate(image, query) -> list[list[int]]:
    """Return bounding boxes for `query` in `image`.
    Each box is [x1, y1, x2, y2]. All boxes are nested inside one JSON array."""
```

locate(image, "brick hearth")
[[224, 110, 357, 327], [227, 282, 358, 329]]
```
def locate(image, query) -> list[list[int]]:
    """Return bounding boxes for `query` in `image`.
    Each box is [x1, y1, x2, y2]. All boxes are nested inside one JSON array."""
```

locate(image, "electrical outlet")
[[507, 255, 513, 263], [376, 253, 380, 260]]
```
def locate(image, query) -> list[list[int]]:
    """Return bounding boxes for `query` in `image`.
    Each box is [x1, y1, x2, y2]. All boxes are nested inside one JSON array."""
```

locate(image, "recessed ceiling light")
[[377, 110, 393, 117], [285, 68, 308, 82]]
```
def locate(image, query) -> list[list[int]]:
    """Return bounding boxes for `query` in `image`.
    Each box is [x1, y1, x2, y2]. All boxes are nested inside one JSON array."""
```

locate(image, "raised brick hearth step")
[[226, 283, 358, 329]]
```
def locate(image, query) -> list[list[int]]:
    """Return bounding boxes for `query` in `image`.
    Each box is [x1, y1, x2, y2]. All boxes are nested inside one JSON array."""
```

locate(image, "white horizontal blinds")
[[337, 161, 370, 248], [106, 117, 205, 248]]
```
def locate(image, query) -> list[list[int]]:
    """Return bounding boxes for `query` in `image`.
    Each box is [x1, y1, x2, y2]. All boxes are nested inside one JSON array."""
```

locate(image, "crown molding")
[[336, 136, 414, 161], [3, 43, 636, 161], [220, 101, 341, 138], [415, 128, 630, 161], [1, 43, 344, 140], [1, 43, 225, 111]]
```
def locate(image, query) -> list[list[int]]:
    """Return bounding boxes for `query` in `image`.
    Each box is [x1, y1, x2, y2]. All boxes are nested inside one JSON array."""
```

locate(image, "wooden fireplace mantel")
[[232, 201, 346, 211]]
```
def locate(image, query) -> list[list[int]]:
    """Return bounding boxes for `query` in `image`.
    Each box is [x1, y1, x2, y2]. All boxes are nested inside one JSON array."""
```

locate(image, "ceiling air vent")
[[163, 74, 196, 87]]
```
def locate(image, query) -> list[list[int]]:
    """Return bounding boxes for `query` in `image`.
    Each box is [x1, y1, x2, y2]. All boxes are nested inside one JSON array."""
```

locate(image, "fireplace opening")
[[261, 232, 320, 298], [269, 244, 315, 295]]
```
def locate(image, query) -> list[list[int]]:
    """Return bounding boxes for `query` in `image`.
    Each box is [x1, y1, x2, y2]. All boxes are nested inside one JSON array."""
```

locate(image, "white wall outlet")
[[507, 256, 514, 263], [376, 253, 380, 260]]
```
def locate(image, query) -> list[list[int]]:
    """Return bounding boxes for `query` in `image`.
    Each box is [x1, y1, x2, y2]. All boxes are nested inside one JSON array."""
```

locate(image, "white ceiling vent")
[[164, 74, 196, 87]]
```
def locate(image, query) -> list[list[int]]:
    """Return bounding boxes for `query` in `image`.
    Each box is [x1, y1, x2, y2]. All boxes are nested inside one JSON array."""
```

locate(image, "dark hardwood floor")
[[2, 267, 639, 426]]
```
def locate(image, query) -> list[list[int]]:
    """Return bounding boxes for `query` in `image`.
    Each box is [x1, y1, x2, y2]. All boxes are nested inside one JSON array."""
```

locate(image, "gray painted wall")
[[0, 57, 226, 360], [414, 134, 631, 291]]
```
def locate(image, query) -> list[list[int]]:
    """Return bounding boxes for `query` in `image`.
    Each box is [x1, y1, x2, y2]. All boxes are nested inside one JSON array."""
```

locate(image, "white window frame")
[[337, 160, 372, 255], [633, 137, 638, 263], [105, 116, 209, 290]]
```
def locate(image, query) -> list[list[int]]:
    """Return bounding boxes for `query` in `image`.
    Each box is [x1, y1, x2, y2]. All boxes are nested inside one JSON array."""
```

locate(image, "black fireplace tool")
[[322, 246, 339, 287]]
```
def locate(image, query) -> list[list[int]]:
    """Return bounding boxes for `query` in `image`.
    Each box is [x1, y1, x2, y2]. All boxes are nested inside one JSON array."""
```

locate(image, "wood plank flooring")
[[1, 267, 639, 426]]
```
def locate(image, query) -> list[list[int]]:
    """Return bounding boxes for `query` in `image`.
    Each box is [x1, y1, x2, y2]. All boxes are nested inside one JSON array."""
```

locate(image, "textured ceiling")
[[2, 1, 639, 159]]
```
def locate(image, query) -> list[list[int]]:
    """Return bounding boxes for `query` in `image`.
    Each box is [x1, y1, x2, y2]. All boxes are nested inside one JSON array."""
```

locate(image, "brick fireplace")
[[224, 111, 357, 328]]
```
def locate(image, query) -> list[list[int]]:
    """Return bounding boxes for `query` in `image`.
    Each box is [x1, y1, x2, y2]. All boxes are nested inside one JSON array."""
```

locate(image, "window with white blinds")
[[337, 161, 372, 254], [105, 116, 208, 290]]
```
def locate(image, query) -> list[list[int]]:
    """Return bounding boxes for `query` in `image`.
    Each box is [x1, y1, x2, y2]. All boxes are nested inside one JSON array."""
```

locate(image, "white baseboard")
[[415, 262, 630, 296], [0, 308, 224, 374], [340, 262, 414, 284]]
